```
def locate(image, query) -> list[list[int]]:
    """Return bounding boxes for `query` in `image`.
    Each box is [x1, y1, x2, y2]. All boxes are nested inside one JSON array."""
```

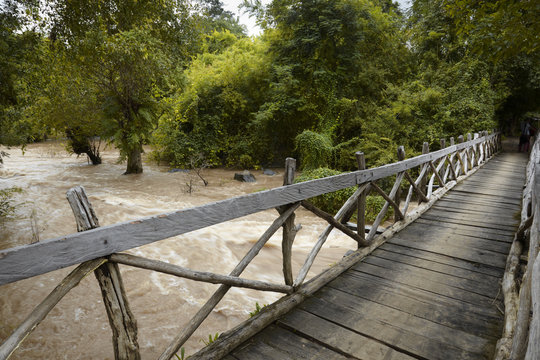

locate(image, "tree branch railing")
[[495, 135, 540, 360], [0, 131, 501, 360]]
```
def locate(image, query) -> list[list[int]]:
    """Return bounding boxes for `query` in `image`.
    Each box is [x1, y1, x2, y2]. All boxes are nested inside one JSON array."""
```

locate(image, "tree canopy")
[[1, 0, 538, 172]]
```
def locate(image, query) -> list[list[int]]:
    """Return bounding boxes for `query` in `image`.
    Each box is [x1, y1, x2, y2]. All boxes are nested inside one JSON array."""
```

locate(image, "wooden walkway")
[[225, 151, 528, 359]]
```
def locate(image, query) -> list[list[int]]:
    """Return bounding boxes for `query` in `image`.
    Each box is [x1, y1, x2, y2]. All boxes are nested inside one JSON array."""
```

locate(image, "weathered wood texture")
[[207, 150, 527, 360], [0, 135, 498, 285], [67, 186, 141, 360]]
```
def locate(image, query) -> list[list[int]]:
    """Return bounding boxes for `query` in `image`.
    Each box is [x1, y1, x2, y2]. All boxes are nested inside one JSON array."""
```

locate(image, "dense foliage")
[[0, 0, 538, 173]]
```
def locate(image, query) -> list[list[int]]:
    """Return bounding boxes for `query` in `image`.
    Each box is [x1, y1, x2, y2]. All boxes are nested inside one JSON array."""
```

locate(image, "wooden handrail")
[[0, 134, 498, 286], [0, 131, 502, 360]]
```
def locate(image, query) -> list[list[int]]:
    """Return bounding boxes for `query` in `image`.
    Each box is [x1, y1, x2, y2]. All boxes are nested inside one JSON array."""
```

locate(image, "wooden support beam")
[[366, 172, 405, 242], [429, 161, 445, 187], [419, 142, 429, 203], [356, 152, 367, 245], [110, 254, 293, 294], [300, 200, 368, 246], [395, 146, 405, 222], [66, 186, 140, 360], [405, 170, 429, 203], [276, 158, 297, 286], [370, 182, 404, 221]]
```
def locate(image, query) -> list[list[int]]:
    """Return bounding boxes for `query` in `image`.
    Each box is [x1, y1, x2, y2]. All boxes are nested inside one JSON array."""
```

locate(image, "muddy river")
[[0, 141, 356, 359]]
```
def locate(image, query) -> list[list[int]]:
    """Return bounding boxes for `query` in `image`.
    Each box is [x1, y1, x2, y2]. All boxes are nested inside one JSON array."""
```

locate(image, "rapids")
[[0, 141, 357, 359]]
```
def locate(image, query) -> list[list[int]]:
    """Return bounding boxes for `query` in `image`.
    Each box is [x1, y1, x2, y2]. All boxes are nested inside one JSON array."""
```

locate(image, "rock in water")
[[234, 171, 256, 182], [168, 168, 189, 173], [263, 169, 276, 176]]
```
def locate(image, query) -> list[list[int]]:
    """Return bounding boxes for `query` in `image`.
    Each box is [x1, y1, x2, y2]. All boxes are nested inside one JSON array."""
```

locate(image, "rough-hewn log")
[[110, 254, 293, 294], [0, 134, 498, 286], [525, 252, 540, 360], [510, 167, 540, 359], [158, 202, 300, 360], [395, 146, 405, 222], [356, 152, 367, 244], [0, 259, 106, 360], [418, 142, 429, 203], [67, 186, 140, 360], [366, 172, 405, 242], [301, 200, 368, 246], [370, 181, 404, 221], [277, 158, 297, 286]]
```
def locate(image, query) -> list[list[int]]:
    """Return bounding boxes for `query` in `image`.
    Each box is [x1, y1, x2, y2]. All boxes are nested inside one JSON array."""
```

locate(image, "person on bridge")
[[519, 119, 536, 152]]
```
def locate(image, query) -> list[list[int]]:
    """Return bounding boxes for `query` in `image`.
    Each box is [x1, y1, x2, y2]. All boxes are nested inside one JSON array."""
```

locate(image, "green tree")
[[24, 0, 198, 173]]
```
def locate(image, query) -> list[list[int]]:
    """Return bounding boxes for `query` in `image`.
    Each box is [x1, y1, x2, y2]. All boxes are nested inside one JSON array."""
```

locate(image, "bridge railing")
[[497, 135, 540, 360], [0, 131, 500, 360]]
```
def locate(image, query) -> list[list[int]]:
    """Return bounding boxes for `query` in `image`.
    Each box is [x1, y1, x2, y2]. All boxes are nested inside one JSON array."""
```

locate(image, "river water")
[[0, 141, 356, 359]]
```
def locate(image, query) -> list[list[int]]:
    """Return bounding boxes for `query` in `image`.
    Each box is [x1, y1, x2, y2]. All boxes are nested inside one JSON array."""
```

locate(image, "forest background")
[[0, 0, 538, 175]]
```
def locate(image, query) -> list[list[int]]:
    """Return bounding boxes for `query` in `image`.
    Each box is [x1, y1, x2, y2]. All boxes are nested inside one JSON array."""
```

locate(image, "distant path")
[[225, 148, 528, 359]]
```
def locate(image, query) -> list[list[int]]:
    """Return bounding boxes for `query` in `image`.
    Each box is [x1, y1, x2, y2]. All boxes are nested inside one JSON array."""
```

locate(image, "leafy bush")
[[294, 168, 355, 215], [295, 130, 333, 169], [365, 195, 390, 223]]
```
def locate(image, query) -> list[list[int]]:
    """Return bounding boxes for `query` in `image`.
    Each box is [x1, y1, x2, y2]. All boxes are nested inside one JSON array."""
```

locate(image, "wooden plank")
[[396, 223, 512, 254], [0, 135, 497, 285], [305, 287, 496, 355], [361, 256, 499, 298], [420, 212, 517, 232], [380, 242, 504, 278], [278, 309, 417, 360], [372, 248, 501, 284], [413, 218, 515, 242], [331, 271, 503, 329], [424, 208, 518, 228], [232, 324, 348, 360], [388, 234, 508, 268], [289, 299, 487, 360], [440, 193, 522, 210], [432, 201, 519, 218], [352, 261, 499, 306]]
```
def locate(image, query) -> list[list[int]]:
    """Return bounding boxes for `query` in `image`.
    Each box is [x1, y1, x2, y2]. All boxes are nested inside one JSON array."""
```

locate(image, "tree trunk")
[[125, 144, 143, 174], [86, 150, 102, 165]]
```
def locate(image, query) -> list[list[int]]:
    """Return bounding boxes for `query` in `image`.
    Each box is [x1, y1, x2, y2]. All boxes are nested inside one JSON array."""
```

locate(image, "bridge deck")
[[225, 152, 528, 360]]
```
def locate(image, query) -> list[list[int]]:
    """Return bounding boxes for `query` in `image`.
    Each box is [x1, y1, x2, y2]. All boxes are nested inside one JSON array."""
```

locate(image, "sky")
[[221, 0, 412, 36]]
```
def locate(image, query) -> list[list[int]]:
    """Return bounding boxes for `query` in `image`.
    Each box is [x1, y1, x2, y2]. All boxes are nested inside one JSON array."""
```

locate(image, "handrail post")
[[355, 152, 366, 246], [419, 142, 429, 203], [395, 146, 405, 222], [277, 158, 298, 285], [66, 186, 140, 360]]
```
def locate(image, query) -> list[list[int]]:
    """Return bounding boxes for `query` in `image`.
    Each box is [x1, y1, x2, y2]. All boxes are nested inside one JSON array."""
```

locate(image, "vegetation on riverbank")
[[0, 0, 538, 174]]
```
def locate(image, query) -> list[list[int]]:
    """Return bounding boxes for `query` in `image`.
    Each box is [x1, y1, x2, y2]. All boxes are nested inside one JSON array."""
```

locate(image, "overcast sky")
[[221, 0, 412, 36]]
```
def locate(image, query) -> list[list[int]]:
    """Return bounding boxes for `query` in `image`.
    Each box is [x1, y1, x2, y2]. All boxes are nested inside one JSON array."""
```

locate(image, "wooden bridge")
[[1, 132, 540, 360]]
